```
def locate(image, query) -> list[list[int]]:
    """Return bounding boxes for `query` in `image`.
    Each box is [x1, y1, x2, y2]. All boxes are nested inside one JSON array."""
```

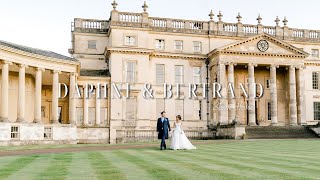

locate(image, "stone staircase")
[[245, 126, 319, 139]]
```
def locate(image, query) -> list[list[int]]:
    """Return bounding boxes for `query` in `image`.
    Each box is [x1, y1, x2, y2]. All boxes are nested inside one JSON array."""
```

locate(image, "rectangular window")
[[10, 126, 19, 140], [126, 97, 137, 126], [266, 79, 270, 89], [312, 72, 319, 90], [100, 108, 108, 125], [267, 102, 271, 121], [44, 126, 53, 139], [174, 40, 183, 50], [175, 100, 184, 118], [193, 41, 202, 52], [312, 49, 319, 58], [314, 102, 320, 120], [193, 100, 201, 120], [175, 65, 184, 84], [126, 62, 136, 83], [125, 36, 136, 46], [156, 99, 165, 115], [88, 107, 96, 125], [193, 67, 201, 84], [88, 40, 97, 49], [156, 64, 165, 85], [76, 108, 84, 125], [155, 39, 165, 50]]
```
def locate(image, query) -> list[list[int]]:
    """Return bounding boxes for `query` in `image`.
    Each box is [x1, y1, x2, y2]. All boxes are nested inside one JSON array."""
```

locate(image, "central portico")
[[208, 34, 308, 126]]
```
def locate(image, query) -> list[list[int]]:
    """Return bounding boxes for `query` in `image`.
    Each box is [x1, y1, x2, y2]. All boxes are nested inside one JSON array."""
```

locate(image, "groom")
[[157, 111, 171, 150]]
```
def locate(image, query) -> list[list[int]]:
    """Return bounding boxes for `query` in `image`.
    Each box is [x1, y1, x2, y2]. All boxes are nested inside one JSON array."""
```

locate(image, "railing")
[[116, 129, 215, 143], [119, 12, 142, 23], [71, 11, 320, 42], [263, 26, 276, 36], [243, 25, 258, 35]]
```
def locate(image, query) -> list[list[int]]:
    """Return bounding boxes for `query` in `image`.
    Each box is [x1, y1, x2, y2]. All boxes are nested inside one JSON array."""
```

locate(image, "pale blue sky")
[[0, 0, 319, 56]]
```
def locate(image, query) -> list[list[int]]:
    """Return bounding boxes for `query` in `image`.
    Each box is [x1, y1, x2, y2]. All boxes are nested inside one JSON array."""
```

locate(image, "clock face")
[[257, 40, 269, 52]]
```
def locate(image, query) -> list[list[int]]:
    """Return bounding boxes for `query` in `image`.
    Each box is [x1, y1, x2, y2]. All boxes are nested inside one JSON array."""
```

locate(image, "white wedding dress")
[[170, 122, 197, 150]]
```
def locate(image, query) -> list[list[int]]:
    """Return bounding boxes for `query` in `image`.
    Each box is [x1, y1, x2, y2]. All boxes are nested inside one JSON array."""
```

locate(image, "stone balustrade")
[[71, 11, 320, 42], [116, 129, 215, 143]]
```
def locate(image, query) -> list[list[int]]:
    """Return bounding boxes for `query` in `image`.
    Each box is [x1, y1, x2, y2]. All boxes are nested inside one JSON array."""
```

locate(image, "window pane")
[[312, 72, 319, 90], [88, 40, 96, 49], [126, 62, 136, 83], [155, 39, 165, 49], [193, 67, 201, 84], [156, 64, 165, 84], [314, 102, 320, 120], [175, 65, 184, 84], [267, 102, 271, 120], [193, 41, 202, 51], [175, 41, 183, 50]]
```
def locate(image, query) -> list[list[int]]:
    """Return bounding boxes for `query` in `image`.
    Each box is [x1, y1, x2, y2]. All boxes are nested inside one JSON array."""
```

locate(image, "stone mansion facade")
[[0, 1, 320, 145]]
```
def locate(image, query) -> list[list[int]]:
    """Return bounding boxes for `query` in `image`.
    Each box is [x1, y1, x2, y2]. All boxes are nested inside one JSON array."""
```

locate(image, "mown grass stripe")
[[36, 153, 73, 179], [85, 151, 126, 180], [199, 144, 320, 167], [176, 147, 318, 179], [115, 149, 187, 180], [6, 154, 53, 180], [131, 148, 254, 179], [64, 152, 98, 180], [0, 155, 39, 179]]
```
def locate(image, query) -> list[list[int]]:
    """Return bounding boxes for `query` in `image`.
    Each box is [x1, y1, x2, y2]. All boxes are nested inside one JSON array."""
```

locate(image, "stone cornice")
[[0, 44, 80, 66]]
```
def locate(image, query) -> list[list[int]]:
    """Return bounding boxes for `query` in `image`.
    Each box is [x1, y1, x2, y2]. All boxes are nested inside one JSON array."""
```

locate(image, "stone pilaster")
[[83, 86, 89, 125], [0, 61, 11, 122], [95, 84, 101, 125], [228, 63, 236, 124], [51, 70, 60, 124], [289, 65, 298, 125], [297, 66, 306, 125], [69, 73, 77, 125], [16, 64, 28, 123], [219, 62, 228, 125], [34, 67, 44, 123], [270, 64, 279, 125], [248, 63, 257, 126]]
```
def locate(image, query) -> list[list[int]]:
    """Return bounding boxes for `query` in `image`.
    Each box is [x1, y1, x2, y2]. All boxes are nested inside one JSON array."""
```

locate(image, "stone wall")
[[215, 125, 246, 139]]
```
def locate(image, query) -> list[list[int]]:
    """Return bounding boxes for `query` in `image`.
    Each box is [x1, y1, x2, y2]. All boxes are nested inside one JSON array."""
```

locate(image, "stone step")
[[245, 126, 318, 139]]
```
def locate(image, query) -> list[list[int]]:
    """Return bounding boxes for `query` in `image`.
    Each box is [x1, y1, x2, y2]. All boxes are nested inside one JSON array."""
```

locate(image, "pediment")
[[209, 34, 309, 58]]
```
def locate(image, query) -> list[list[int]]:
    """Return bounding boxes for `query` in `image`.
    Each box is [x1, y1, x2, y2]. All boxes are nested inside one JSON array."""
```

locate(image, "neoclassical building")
[[0, 1, 320, 145]]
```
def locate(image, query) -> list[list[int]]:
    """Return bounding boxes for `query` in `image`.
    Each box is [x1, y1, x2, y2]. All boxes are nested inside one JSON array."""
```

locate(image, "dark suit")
[[157, 117, 171, 149]]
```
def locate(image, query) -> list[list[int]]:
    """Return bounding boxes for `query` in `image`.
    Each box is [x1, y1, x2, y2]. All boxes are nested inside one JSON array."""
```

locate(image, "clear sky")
[[0, 0, 319, 56]]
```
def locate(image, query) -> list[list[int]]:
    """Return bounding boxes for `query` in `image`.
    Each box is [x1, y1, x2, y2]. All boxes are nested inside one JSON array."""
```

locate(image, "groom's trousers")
[[161, 132, 166, 149]]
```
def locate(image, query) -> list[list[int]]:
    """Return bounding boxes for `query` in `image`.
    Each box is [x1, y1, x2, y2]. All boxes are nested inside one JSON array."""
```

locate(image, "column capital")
[[218, 62, 228, 66], [1, 60, 13, 65], [34, 67, 45, 72], [227, 62, 237, 66], [297, 65, 305, 70], [286, 65, 297, 70], [17, 64, 29, 68], [51, 70, 61, 74], [270, 64, 279, 68], [69, 72, 78, 77], [248, 63, 258, 67]]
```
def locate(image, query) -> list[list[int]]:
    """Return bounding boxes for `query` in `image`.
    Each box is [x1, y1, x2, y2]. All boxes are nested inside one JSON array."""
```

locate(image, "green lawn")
[[0, 139, 320, 179]]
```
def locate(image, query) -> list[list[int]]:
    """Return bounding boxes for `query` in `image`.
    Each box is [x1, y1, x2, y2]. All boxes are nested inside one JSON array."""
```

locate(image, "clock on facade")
[[257, 40, 269, 52]]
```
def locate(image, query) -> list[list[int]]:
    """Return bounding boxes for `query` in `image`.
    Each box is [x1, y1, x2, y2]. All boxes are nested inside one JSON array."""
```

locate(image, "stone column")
[[83, 86, 89, 125], [228, 63, 236, 124], [95, 84, 101, 125], [219, 62, 228, 125], [69, 73, 77, 125], [16, 64, 28, 123], [297, 66, 306, 125], [0, 61, 10, 122], [51, 70, 60, 124], [289, 65, 298, 125], [34, 68, 44, 123], [248, 63, 257, 126], [270, 64, 278, 125]]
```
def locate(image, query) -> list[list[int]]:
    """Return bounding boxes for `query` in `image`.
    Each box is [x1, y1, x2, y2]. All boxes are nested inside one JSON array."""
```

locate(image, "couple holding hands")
[[156, 111, 197, 150]]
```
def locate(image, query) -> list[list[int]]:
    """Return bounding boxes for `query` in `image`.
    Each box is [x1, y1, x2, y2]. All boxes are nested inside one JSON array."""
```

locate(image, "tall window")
[[125, 36, 136, 46], [193, 41, 202, 52], [126, 97, 137, 126], [267, 102, 271, 120], [312, 49, 319, 58], [11, 126, 19, 140], [88, 40, 96, 49], [156, 64, 165, 85], [175, 99, 184, 118], [174, 40, 183, 50], [193, 100, 201, 120], [156, 99, 165, 115], [89, 107, 96, 125], [100, 108, 108, 125], [126, 62, 136, 83], [312, 72, 319, 90], [155, 39, 165, 50], [314, 102, 320, 120], [266, 79, 270, 89], [76, 108, 84, 125], [175, 65, 184, 84], [193, 67, 201, 84]]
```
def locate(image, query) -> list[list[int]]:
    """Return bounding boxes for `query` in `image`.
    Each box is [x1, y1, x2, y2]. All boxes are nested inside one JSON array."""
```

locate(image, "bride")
[[170, 115, 197, 150]]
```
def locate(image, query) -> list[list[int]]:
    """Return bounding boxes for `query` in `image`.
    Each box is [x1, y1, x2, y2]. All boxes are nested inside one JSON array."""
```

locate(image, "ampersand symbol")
[[143, 83, 154, 99]]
